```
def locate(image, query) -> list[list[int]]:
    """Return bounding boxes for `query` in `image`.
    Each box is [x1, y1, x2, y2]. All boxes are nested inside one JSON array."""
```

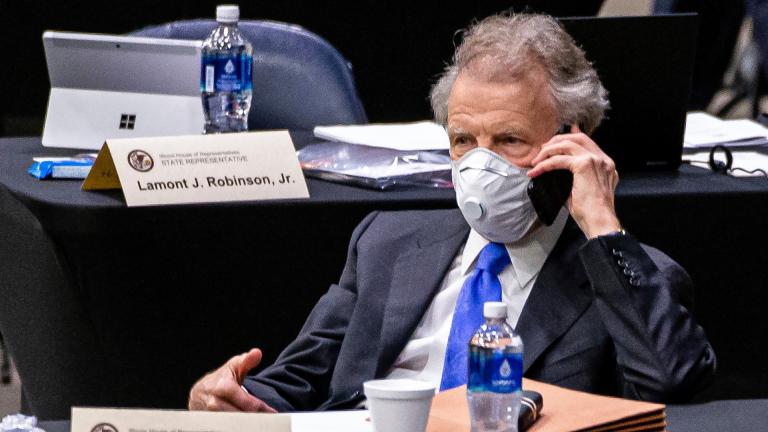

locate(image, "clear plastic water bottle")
[[467, 301, 524, 432], [200, 5, 253, 133]]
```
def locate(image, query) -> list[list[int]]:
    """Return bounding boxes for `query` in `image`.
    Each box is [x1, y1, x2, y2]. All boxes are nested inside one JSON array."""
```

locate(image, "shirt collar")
[[461, 208, 569, 287]]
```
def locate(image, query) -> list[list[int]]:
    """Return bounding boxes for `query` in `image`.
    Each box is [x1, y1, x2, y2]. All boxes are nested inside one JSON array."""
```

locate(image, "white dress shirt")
[[385, 209, 569, 389]]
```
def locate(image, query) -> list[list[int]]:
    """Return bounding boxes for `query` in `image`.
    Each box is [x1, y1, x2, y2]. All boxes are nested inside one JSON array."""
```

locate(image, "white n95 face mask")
[[452, 148, 539, 243]]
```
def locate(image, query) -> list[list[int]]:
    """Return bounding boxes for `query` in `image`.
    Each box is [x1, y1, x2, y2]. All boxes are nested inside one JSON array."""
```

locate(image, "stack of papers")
[[304, 122, 452, 189], [687, 150, 768, 177], [684, 112, 768, 149], [428, 379, 666, 432], [683, 112, 768, 177], [314, 121, 450, 151]]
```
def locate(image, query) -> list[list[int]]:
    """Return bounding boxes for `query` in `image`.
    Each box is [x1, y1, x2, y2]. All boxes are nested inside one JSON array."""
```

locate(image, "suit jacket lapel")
[[516, 219, 593, 373], [375, 209, 469, 376]]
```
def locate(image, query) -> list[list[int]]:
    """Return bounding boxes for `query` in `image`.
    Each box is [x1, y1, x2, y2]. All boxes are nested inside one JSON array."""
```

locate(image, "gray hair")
[[430, 13, 609, 134]]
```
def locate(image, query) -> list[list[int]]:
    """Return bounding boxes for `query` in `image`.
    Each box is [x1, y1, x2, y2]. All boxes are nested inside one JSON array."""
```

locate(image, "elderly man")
[[189, 13, 716, 412]]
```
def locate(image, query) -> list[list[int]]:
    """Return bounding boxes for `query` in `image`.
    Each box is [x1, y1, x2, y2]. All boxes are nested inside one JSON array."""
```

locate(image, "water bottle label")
[[200, 53, 253, 92], [468, 349, 522, 394]]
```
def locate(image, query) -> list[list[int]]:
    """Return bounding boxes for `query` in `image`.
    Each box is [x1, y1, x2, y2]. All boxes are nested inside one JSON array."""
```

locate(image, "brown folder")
[[427, 378, 666, 432]]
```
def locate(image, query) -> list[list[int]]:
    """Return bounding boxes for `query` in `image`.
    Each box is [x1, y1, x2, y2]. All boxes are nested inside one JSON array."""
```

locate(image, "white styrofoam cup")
[[363, 379, 436, 432]]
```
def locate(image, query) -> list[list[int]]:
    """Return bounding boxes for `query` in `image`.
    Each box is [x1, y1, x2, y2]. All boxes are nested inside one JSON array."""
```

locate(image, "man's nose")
[[476, 137, 494, 150]]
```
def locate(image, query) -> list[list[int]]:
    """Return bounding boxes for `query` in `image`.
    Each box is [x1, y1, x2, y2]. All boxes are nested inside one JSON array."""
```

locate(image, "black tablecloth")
[[2, 135, 768, 417], [666, 399, 768, 432], [35, 398, 768, 432]]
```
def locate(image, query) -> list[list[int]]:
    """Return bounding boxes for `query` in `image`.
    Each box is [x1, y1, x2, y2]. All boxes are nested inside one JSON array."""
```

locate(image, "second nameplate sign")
[[82, 130, 310, 207]]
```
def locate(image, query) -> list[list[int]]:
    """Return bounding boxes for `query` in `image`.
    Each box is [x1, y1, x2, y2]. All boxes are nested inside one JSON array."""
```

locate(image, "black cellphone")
[[526, 125, 573, 226]]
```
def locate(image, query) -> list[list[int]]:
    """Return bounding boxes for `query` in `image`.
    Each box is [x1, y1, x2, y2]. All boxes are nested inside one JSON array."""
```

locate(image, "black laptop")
[[558, 14, 698, 171]]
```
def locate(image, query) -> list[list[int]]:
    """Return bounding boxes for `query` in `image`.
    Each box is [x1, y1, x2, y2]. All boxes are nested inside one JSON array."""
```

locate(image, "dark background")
[[0, 1, 604, 136]]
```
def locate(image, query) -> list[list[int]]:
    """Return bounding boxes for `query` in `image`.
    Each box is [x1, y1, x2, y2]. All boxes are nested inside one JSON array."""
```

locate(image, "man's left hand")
[[528, 125, 621, 238]]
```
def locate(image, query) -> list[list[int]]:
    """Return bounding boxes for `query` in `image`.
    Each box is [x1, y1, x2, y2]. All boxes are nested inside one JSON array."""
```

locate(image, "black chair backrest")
[[132, 19, 367, 130], [0, 187, 118, 419]]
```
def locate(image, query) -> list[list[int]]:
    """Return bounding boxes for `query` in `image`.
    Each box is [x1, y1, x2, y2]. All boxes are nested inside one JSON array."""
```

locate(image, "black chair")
[[131, 19, 368, 130], [715, 40, 766, 119], [1, 332, 10, 384], [0, 186, 117, 419]]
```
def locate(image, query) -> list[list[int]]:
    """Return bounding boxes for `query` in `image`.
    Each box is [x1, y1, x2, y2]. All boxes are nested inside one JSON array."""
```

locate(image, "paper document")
[[684, 111, 768, 148], [314, 121, 450, 151], [290, 410, 371, 432], [686, 148, 768, 176], [334, 162, 451, 180], [297, 140, 452, 190]]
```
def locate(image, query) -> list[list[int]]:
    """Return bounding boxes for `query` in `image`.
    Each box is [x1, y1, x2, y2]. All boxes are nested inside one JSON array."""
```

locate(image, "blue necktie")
[[440, 242, 510, 391]]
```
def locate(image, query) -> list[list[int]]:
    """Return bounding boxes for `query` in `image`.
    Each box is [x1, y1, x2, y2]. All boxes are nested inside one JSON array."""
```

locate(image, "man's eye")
[[502, 136, 520, 144], [452, 136, 472, 146]]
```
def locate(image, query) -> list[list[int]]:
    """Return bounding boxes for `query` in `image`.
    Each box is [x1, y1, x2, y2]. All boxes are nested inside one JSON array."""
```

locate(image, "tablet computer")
[[42, 31, 204, 149]]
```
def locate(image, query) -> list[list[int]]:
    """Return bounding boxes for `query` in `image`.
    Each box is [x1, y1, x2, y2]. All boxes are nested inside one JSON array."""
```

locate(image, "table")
[[35, 399, 768, 432], [0, 134, 456, 418], [2, 135, 768, 419]]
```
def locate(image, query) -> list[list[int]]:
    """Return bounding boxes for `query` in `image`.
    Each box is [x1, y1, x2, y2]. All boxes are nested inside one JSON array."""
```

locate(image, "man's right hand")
[[188, 348, 278, 413]]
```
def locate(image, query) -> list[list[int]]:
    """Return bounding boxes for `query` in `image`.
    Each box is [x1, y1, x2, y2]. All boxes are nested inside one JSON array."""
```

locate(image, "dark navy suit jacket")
[[243, 209, 716, 411]]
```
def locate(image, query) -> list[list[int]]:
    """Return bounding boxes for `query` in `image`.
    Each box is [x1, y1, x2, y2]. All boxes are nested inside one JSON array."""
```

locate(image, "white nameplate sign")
[[71, 407, 290, 432], [82, 131, 310, 207]]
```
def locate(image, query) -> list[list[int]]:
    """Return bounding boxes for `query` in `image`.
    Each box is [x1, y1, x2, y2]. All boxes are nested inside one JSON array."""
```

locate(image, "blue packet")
[[28, 154, 97, 180]]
